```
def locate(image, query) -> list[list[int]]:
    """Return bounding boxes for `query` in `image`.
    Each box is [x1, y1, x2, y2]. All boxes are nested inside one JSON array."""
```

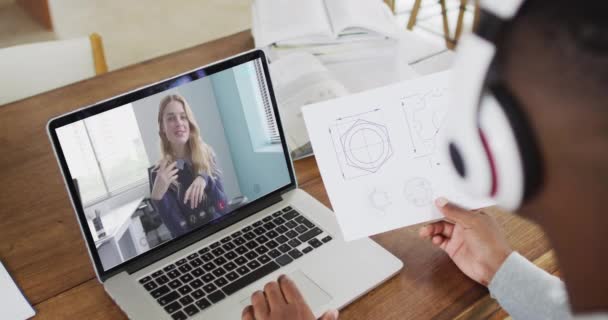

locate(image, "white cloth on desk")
[[489, 252, 607, 320]]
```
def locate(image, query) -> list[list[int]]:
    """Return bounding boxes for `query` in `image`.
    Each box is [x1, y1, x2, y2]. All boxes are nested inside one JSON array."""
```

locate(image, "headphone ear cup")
[[478, 89, 542, 210], [489, 85, 543, 203]]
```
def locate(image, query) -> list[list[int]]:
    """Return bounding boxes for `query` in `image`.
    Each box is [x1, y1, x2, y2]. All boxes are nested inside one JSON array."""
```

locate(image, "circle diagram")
[[340, 120, 392, 173], [404, 177, 433, 207]]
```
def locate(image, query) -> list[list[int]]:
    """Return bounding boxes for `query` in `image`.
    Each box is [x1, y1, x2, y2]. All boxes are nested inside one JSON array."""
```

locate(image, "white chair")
[[0, 33, 108, 106]]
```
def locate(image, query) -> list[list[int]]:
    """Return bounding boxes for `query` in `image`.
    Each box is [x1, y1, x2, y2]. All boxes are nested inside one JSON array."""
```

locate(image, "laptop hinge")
[[123, 193, 284, 275]]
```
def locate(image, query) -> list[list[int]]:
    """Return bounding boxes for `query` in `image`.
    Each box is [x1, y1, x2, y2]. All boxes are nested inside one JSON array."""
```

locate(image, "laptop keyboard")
[[138, 206, 333, 320]]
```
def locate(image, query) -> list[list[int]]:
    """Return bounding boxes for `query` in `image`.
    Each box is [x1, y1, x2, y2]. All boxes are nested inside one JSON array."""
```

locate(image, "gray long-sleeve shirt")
[[488, 252, 607, 320]]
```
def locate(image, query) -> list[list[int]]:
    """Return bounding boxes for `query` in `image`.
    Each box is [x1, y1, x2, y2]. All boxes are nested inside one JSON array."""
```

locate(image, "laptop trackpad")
[[239, 270, 332, 310]]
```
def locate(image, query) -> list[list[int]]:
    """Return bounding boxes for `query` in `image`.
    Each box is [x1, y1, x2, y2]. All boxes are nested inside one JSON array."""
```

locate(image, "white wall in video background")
[[131, 77, 242, 201]]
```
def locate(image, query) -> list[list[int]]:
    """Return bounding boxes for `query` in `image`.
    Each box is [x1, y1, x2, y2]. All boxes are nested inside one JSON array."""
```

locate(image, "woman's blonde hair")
[[157, 94, 219, 179]]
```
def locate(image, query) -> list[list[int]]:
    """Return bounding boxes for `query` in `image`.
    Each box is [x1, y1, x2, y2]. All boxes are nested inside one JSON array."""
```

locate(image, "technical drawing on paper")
[[401, 88, 448, 159], [329, 109, 393, 180], [403, 177, 433, 207], [368, 187, 392, 214]]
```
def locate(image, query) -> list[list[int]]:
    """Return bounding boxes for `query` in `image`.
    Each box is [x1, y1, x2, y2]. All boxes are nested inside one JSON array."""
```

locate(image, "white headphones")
[[442, 0, 543, 211]]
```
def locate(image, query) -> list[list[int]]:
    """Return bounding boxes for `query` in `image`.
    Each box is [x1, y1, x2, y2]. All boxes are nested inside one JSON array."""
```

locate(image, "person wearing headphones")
[[241, 0, 607, 319]]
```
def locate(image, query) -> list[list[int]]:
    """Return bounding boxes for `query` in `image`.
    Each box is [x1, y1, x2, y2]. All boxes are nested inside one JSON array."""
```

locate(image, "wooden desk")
[[0, 31, 557, 319]]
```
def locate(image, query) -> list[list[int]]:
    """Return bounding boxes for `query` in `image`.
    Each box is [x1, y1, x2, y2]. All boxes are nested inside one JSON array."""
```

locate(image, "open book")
[[252, 0, 399, 47]]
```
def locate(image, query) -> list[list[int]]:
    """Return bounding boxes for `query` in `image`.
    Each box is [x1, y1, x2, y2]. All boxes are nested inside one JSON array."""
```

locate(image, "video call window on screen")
[[56, 59, 291, 271]]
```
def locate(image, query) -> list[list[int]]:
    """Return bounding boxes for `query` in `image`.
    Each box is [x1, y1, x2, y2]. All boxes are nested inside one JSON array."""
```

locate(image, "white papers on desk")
[[302, 71, 493, 240], [0, 261, 35, 319]]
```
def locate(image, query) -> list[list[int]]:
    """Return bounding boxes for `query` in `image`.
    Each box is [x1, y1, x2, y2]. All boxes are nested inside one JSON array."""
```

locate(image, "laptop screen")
[[51, 53, 293, 273]]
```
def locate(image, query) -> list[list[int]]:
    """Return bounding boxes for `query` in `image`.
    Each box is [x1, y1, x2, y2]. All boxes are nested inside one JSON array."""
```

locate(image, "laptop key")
[[255, 246, 269, 255], [226, 271, 239, 282], [275, 235, 288, 244], [223, 261, 280, 295], [262, 215, 273, 222], [190, 258, 203, 267], [233, 236, 246, 245], [168, 279, 182, 289], [143, 281, 158, 291], [224, 262, 237, 271], [295, 225, 308, 234], [150, 285, 170, 298], [242, 226, 252, 232], [266, 230, 279, 239], [212, 247, 225, 256], [283, 210, 299, 220], [184, 304, 200, 316], [285, 220, 297, 229], [262, 222, 276, 231], [235, 256, 247, 266], [236, 266, 250, 276], [213, 256, 227, 266], [253, 227, 266, 236], [225, 251, 237, 260], [288, 249, 303, 260], [203, 283, 217, 293], [190, 279, 204, 289], [282, 206, 293, 212], [214, 277, 228, 287], [151, 270, 164, 277], [198, 247, 210, 254], [178, 284, 193, 295], [179, 295, 194, 306], [192, 267, 204, 277], [212, 267, 226, 277], [298, 227, 323, 242], [302, 246, 313, 254], [156, 275, 169, 285], [276, 225, 289, 234], [203, 262, 216, 271], [192, 289, 205, 299], [167, 270, 180, 279], [232, 231, 242, 237], [235, 246, 248, 255], [296, 217, 315, 229], [278, 244, 291, 253], [163, 264, 176, 272], [158, 291, 179, 306], [196, 298, 212, 310], [266, 240, 278, 249], [187, 252, 199, 260], [285, 230, 298, 239], [221, 236, 232, 243], [268, 249, 281, 259], [210, 241, 221, 249], [171, 311, 187, 320], [208, 290, 226, 303], [245, 240, 258, 250], [245, 251, 258, 260], [164, 301, 181, 315], [176, 259, 188, 266], [276, 254, 293, 266], [243, 232, 255, 240], [222, 242, 235, 251], [288, 239, 301, 248], [202, 273, 215, 283], [272, 210, 283, 217], [258, 254, 271, 264], [178, 264, 192, 273], [179, 273, 193, 283], [272, 217, 286, 225], [253, 220, 263, 227], [255, 235, 269, 244], [309, 238, 323, 248], [247, 260, 261, 270], [200, 253, 213, 262], [322, 236, 333, 243]]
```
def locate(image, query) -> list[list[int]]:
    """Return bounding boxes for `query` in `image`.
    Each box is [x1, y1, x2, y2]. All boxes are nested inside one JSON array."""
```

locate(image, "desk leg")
[[407, 0, 423, 30]]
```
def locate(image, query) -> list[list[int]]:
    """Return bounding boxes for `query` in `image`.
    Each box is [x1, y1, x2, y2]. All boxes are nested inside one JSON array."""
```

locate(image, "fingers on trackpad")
[[239, 270, 332, 309]]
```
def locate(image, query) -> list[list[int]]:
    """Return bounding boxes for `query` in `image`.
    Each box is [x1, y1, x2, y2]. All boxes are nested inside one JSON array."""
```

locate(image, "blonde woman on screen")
[[150, 94, 228, 238]]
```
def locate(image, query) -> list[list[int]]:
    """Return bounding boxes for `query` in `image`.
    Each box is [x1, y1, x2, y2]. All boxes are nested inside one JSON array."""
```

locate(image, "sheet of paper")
[[303, 71, 493, 240], [0, 261, 35, 319]]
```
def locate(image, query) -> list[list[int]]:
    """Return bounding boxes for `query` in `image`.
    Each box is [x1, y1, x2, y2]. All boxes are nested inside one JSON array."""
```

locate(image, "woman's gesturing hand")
[[242, 275, 339, 320], [184, 176, 207, 209], [151, 160, 178, 201], [419, 198, 513, 286]]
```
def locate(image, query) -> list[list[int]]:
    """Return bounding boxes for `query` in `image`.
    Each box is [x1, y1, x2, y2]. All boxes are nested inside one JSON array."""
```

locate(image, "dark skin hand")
[[242, 275, 338, 320]]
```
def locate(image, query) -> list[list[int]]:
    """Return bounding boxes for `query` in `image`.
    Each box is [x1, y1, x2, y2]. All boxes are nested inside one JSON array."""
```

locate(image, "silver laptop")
[[47, 50, 402, 320]]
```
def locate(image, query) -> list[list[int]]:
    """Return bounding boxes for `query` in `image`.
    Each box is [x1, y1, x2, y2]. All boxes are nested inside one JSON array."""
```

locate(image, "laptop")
[[47, 50, 402, 319]]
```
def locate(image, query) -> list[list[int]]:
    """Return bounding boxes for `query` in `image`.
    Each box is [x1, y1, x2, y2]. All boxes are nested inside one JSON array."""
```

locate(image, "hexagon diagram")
[[340, 120, 392, 173], [330, 110, 393, 180]]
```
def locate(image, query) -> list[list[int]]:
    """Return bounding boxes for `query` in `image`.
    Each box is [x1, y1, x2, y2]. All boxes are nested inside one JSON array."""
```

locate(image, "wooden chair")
[[0, 33, 108, 106], [407, 0, 480, 49]]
